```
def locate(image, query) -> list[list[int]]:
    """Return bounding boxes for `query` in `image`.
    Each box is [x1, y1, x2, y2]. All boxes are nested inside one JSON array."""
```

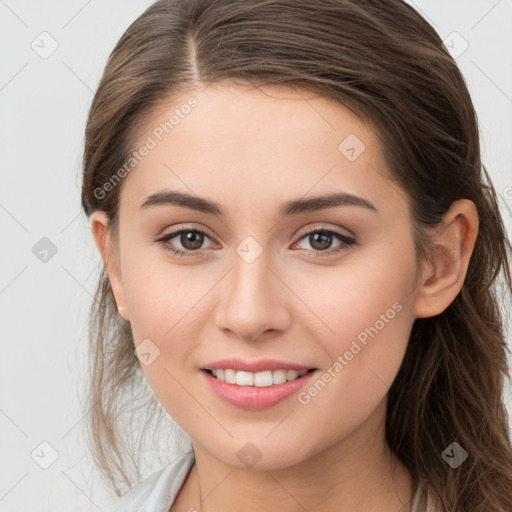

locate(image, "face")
[[95, 82, 426, 470]]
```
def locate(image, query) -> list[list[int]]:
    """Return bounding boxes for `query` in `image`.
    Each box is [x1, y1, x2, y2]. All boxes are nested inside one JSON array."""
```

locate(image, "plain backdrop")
[[1, 1, 511, 510]]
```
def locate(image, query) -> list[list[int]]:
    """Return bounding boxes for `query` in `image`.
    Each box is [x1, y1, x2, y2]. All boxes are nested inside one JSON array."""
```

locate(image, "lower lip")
[[201, 370, 317, 410]]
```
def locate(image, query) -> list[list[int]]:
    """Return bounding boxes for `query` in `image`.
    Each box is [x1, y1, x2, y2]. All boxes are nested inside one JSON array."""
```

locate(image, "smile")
[[205, 368, 311, 386], [200, 360, 319, 410]]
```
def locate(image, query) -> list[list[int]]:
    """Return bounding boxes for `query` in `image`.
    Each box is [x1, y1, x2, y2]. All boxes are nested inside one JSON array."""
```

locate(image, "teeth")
[[254, 371, 272, 387], [225, 369, 236, 384], [236, 371, 254, 386], [273, 369, 287, 385], [207, 368, 309, 386]]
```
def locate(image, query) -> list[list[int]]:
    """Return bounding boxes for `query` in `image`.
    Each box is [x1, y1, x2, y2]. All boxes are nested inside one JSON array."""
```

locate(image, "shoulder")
[[111, 451, 195, 512], [412, 478, 443, 512]]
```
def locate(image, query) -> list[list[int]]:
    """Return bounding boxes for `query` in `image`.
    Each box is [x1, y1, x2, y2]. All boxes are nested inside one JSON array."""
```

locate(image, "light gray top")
[[111, 452, 437, 512]]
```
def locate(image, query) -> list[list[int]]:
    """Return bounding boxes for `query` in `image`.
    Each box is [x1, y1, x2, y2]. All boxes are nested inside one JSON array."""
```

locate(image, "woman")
[[81, 1, 512, 510]]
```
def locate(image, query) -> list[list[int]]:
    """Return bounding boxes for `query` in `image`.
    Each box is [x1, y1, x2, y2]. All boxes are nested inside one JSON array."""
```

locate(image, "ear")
[[89, 211, 130, 322], [414, 199, 479, 319]]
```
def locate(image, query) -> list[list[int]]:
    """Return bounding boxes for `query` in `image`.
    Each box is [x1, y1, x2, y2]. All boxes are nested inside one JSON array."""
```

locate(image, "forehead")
[[119, 82, 405, 219]]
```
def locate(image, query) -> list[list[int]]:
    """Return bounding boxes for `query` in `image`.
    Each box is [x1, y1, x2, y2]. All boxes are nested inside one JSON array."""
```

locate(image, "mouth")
[[202, 368, 316, 387], [200, 360, 319, 410]]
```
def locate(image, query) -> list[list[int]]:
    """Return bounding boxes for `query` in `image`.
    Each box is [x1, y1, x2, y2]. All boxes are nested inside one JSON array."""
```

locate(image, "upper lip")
[[201, 358, 316, 373]]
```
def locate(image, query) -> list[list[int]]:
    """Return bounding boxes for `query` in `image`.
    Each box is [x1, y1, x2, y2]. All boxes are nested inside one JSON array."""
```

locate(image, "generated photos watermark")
[[298, 301, 403, 405], [93, 96, 198, 200]]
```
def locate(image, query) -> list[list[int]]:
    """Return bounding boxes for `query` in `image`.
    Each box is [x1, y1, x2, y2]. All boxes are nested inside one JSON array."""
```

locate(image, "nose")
[[213, 249, 291, 342]]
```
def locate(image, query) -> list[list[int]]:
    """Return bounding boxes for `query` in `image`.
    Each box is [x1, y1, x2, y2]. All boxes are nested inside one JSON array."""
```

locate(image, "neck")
[[176, 400, 413, 512]]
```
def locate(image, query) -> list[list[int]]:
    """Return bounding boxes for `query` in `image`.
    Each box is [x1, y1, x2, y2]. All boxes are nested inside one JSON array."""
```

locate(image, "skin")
[[90, 82, 479, 512]]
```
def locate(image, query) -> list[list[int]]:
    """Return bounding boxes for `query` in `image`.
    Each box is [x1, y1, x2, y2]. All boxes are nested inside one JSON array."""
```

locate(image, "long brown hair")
[[80, 1, 512, 509]]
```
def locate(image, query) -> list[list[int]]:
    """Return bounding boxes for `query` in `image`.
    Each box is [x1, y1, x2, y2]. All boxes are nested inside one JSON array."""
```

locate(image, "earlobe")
[[414, 199, 479, 319], [89, 211, 130, 322]]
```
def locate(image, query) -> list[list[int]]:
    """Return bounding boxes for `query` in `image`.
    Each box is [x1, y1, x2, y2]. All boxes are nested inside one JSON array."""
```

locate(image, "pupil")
[[310, 231, 331, 251], [181, 231, 204, 250]]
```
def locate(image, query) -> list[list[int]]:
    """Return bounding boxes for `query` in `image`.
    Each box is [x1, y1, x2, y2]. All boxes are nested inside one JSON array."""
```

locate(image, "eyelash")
[[155, 225, 357, 259]]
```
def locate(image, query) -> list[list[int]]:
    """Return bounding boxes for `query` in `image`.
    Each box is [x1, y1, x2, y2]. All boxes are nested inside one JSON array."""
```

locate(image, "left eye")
[[293, 228, 357, 254]]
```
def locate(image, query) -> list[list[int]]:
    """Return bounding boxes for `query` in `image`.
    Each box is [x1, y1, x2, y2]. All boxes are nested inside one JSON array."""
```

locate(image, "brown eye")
[[307, 231, 334, 251], [155, 228, 215, 258], [179, 230, 205, 250], [294, 227, 357, 257]]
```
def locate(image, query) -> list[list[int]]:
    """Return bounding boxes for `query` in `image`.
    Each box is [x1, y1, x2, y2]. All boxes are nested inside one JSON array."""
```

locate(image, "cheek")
[[293, 244, 417, 426], [119, 256, 232, 422], [299, 239, 416, 346], [120, 258, 211, 423], [120, 240, 218, 343]]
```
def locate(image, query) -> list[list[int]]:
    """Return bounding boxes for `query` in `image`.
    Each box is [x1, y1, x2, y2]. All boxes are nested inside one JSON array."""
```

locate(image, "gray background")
[[1, 1, 511, 510]]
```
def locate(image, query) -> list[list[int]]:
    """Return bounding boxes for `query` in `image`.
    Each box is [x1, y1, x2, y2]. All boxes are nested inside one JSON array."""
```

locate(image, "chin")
[[194, 433, 315, 471]]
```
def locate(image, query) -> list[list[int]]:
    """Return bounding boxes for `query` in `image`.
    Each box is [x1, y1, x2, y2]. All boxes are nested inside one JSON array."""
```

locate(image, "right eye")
[[155, 227, 216, 258]]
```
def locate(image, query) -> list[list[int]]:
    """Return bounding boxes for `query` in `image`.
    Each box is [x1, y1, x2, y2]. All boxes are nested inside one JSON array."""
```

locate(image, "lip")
[[201, 358, 313, 373], [201, 366, 318, 410]]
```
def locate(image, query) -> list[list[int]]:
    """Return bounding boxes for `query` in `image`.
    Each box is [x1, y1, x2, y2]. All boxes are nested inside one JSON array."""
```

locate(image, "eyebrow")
[[139, 189, 378, 217]]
